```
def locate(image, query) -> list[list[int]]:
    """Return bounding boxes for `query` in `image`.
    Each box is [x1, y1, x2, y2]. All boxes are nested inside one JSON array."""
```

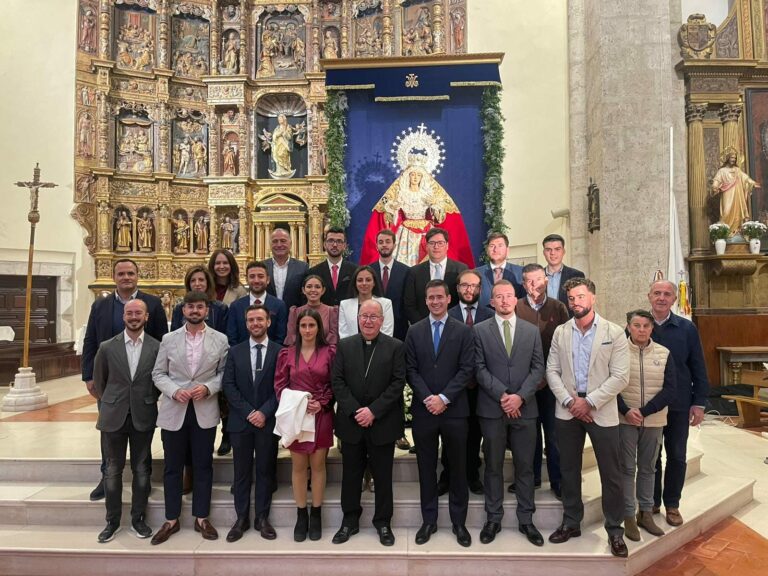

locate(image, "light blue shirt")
[[571, 314, 599, 395], [546, 267, 562, 300], [429, 314, 450, 404]]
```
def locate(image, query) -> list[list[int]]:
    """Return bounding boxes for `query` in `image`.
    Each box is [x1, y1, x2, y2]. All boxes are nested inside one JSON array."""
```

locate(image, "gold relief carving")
[[111, 77, 155, 95], [209, 83, 245, 100], [685, 102, 708, 124], [170, 84, 206, 102], [719, 103, 742, 123], [96, 258, 113, 280], [689, 76, 740, 93], [112, 181, 156, 198], [138, 260, 157, 280], [711, 258, 758, 277], [70, 203, 98, 254], [170, 184, 208, 202], [740, 0, 753, 59], [679, 14, 716, 59], [75, 173, 97, 203], [208, 184, 246, 204], [78, 84, 98, 107], [158, 260, 172, 279], [715, 14, 739, 58], [172, 261, 191, 278], [431, 1, 445, 55]]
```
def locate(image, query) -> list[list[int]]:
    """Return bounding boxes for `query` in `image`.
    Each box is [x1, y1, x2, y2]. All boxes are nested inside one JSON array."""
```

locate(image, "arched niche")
[[255, 93, 308, 180]]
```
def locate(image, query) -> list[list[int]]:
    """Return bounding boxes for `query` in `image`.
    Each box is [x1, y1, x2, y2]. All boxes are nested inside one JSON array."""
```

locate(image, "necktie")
[[253, 343, 263, 377], [331, 264, 339, 289], [382, 265, 389, 293], [494, 267, 503, 283], [433, 320, 442, 355], [503, 320, 512, 357], [465, 306, 474, 326], [433, 263, 443, 280], [254, 298, 262, 305]]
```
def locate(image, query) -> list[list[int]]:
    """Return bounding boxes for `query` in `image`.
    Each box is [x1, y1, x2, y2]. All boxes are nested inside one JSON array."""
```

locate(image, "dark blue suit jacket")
[[476, 263, 525, 311], [226, 293, 287, 346], [82, 290, 168, 381], [222, 339, 282, 433], [405, 315, 475, 419], [263, 257, 309, 311], [170, 300, 228, 334], [370, 260, 410, 340], [448, 302, 494, 325]]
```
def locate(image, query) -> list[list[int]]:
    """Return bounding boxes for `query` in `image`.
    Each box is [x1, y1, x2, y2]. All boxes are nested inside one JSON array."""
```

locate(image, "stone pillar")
[[158, 0, 169, 68], [340, 0, 350, 58], [210, 0, 219, 74], [311, 0, 320, 72], [239, 0, 247, 74], [431, 0, 445, 55], [209, 114, 220, 176], [99, 0, 111, 60], [157, 104, 170, 173], [208, 206, 218, 249], [298, 222, 307, 260], [382, 0, 393, 56], [96, 91, 110, 168], [720, 102, 743, 153], [686, 102, 709, 255], [238, 105, 248, 176]]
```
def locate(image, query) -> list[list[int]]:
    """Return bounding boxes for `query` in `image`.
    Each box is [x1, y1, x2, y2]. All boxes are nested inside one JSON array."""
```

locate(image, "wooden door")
[[0, 275, 57, 343]]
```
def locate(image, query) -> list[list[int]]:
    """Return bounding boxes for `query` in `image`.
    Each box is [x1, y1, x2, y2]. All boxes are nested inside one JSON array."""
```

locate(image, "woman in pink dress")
[[284, 274, 339, 346], [274, 308, 336, 542]]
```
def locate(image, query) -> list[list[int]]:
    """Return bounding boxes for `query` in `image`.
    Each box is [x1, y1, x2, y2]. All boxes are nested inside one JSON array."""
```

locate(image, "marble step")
[[0, 450, 702, 531], [0, 472, 752, 576]]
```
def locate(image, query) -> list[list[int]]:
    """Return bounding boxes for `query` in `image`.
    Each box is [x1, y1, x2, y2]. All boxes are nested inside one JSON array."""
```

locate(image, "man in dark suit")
[[92, 299, 160, 543], [439, 269, 494, 495], [475, 280, 546, 547], [222, 304, 282, 542], [406, 280, 474, 547], [263, 227, 308, 311], [82, 258, 168, 501], [369, 228, 410, 341], [331, 300, 406, 547], [542, 234, 585, 310], [305, 226, 358, 306], [227, 261, 287, 345], [475, 232, 525, 310], [403, 227, 467, 325]]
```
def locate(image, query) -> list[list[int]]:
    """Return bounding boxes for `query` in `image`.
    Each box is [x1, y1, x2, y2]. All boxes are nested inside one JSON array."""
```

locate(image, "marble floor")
[[1, 375, 767, 575]]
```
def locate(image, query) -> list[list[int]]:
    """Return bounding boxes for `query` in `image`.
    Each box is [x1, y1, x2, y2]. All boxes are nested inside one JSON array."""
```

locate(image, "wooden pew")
[[721, 370, 768, 428]]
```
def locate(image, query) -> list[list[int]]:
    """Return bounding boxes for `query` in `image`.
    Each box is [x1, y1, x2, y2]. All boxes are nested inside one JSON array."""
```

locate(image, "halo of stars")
[[390, 123, 447, 176]]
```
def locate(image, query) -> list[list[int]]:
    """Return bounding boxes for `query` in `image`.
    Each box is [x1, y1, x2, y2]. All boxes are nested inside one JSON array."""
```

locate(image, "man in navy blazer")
[[222, 304, 282, 542], [227, 261, 287, 346], [476, 232, 525, 310], [82, 258, 168, 501], [305, 227, 358, 306], [406, 280, 475, 547], [542, 234, 585, 310], [369, 229, 410, 341], [263, 228, 308, 311]]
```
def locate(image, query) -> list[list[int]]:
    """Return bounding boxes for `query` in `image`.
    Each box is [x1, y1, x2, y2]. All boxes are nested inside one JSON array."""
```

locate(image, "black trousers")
[[439, 385, 482, 484], [654, 409, 690, 509], [413, 415, 468, 525], [102, 417, 154, 524], [230, 424, 278, 520], [556, 418, 624, 538], [340, 434, 395, 528], [534, 386, 561, 487], [161, 403, 216, 520]]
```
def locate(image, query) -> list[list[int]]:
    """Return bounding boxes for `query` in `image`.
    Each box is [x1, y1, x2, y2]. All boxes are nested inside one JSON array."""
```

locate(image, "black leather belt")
[[577, 392, 587, 398]]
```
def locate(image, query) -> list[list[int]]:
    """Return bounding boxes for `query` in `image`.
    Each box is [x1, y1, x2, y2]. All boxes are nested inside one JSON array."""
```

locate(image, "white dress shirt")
[[272, 259, 289, 299], [430, 257, 448, 280], [494, 314, 516, 350], [124, 330, 144, 380]]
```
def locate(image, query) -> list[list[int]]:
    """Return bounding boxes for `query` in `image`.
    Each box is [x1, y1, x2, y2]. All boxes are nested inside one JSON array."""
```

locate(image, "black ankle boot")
[[309, 506, 322, 541], [294, 507, 309, 542]]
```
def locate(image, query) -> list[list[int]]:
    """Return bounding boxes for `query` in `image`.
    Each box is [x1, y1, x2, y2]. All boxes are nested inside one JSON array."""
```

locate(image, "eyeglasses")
[[358, 314, 382, 322], [427, 240, 447, 247], [458, 283, 480, 290], [325, 238, 345, 245]]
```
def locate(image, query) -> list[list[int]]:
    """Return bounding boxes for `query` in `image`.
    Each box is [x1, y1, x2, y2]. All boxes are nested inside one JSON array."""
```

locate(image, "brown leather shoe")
[[548, 524, 582, 544], [623, 516, 640, 542], [609, 535, 628, 558], [194, 518, 219, 540], [255, 515, 277, 540], [150, 521, 180, 545], [637, 511, 665, 536], [665, 507, 683, 527]]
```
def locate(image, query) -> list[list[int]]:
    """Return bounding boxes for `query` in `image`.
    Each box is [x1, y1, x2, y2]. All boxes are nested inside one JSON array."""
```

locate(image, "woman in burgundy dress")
[[274, 308, 336, 542]]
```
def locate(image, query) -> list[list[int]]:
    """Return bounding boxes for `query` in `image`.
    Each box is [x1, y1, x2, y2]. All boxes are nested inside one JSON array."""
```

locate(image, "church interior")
[[0, 0, 766, 575]]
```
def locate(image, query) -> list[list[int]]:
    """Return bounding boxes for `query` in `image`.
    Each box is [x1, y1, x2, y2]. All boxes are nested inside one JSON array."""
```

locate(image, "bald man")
[[263, 227, 308, 311]]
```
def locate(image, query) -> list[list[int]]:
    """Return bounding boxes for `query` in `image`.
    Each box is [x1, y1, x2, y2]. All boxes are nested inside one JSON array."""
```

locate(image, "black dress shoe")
[[609, 535, 628, 558], [436, 480, 449, 497], [548, 524, 582, 544], [519, 523, 544, 547], [97, 522, 120, 543], [216, 439, 232, 456], [452, 524, 472, 547], [479, 521, 501, 544], [377, 525, 395, 546], [130, 519, 153, 539], [415, 523, 437, 545], [468, 479, 484, 495], [254, 516, 276, 540], [226, 518, 250, 543], [332, 525, 359, 544], [90, 479, 105, 501]]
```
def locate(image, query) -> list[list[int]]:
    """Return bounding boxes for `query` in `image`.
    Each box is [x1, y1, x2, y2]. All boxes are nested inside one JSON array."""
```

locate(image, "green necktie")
[[503, 320, 512, 356]]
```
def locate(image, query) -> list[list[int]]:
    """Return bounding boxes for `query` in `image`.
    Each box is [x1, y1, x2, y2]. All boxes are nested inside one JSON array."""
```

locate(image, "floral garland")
[[325, 90, 350, 228]]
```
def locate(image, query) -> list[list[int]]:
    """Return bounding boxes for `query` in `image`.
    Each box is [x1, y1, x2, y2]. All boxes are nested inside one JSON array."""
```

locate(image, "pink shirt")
[[185, 325, 206, 376]]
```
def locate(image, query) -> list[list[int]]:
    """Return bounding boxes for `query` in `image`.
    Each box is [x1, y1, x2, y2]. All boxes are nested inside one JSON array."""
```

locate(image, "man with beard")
[[150, 291, 230, 545], [227, 261, 288, 345], [546, 278, 629, 557], [306, 227, 358, 306], [369, 229, 410, 341], [475, 232, 525, 310]]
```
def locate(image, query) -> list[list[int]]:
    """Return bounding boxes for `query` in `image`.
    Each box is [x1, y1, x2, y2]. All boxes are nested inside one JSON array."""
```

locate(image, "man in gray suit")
[[93, 299, 161, 543], [263, 227, 308, 311], [475, 280, 545, 546]]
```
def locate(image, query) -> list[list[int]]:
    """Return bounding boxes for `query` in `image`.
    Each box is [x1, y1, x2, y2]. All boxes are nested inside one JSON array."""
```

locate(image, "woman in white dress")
[[338, 265, 394, 339]]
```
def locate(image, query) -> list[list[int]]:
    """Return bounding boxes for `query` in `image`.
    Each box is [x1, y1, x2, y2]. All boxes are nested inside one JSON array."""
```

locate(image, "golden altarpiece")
[[72, 0, 469, 305], [677, 1, 768, 381]]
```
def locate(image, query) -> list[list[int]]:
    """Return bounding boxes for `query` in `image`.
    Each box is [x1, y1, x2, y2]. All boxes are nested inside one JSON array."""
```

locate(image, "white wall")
[[681, 0, 731, 26]]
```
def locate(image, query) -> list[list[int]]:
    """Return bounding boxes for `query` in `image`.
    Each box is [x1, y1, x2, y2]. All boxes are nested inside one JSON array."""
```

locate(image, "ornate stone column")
[[382, 0, 393, 56], [298, 222, 307, 260], [308, 204, 324, 265], [208, 206, 218, 249], [99, 0, 111, 60], [97, 200, 112, 252], [210, 0, 219, 74], [686, 102, 709, 255], [239, 0, 247, 74], [209, 113, 220, 176], [156, 103, 171, 173], [96, 92, 110, 168], [720, 102, 743, 152], [431, 0, 445, 54], [158, 0, 169, 68], [157, 203, 171, 254], [340, 0, 350, 58], [312, 0, 320, 72], [238, 205, 250, 257], [238, 105, 248, 176]]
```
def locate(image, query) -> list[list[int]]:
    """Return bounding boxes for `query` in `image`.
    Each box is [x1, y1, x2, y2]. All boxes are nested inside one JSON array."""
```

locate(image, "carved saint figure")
[[178, 137, 192, 174], [78, 112, 94, 157], [79, 9, 97, 53], [222, 142, 238, 176], [192, 137, 207, 176], [711, 148, 761, 235], [195, 216, 209, 253], [450, 9, 465, 50], [160, 291, 173, 322], [260, 23, 279, 77], [221, 216, 235, 250], [222, 31, 240, 74], [323, 29, 339, 59], [173, 215, 190, 251], [116, 211, 133, 251], [259, 113, 307, 179], [137, 214, 153, 251]]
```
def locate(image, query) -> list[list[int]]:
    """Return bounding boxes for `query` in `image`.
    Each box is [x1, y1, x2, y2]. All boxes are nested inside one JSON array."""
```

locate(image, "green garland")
[[325, 90, 350, 228], [481, 86, 508, 236]]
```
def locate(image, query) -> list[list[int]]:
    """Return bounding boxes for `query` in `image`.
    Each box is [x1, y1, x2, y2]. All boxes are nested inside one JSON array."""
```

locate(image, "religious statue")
[[259, 113, 307, 179], [450, 8, 466, 51], [77, 112, 93, 157], [160, 291, 173, 322], [194, 216, 208, 253], [177, 137, 192, 174], [173, 215, 190, 252], [711, 147, 761, 236], [192, 137, 207, 176], [221, 216, 235, 250], [222, 142, 238, 176], [79, 9, 97, 53], [260, 24, 279, 77], [137, 213, 153, 251], [221, 31, 240, 74], [115, 211, 133, 252], [323, 29, 339, 59]]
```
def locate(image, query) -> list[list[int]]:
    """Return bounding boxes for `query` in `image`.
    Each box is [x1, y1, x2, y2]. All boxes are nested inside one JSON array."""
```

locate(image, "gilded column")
[[239, 0, 247, 74], [382, 0, 393, 56], [431, 0, 445, 54], [157, 203, 171, 254], [312, 0, 320, 72], [262, 223, 271, 260], [255, 222, 265, 259], [298, 222, 306, 260], [720, 102, 743, 153], [209, 113, 220, 176], [308, 204, 323, 264], [290, 224, 298, 250], [157, 104, 170, 173], [238, 105, 248, 176], [208, 207, 218, 249], [158, 0, 169, 68], [210, 0, 219, 74], [686, 102, 709, 256], [97, 200, 112, 252], [239, 205, 250, 257], [340, 0, 350, 58], [99, 0, 111, 60], [96, 92, 110, 168]]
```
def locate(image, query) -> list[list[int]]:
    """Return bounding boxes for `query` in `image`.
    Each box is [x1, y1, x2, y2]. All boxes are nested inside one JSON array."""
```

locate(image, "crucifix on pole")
[[2, 164, 57, 412]]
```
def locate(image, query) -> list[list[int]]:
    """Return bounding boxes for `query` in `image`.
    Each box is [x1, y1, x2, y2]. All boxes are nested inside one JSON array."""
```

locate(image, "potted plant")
[[709, 222, 730, 255], [740, 220, 767, 254]]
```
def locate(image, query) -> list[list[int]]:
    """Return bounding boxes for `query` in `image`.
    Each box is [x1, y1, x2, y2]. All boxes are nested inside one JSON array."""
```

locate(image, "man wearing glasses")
[[306, 226, 358, 306], [404, 227, 467, 325]]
